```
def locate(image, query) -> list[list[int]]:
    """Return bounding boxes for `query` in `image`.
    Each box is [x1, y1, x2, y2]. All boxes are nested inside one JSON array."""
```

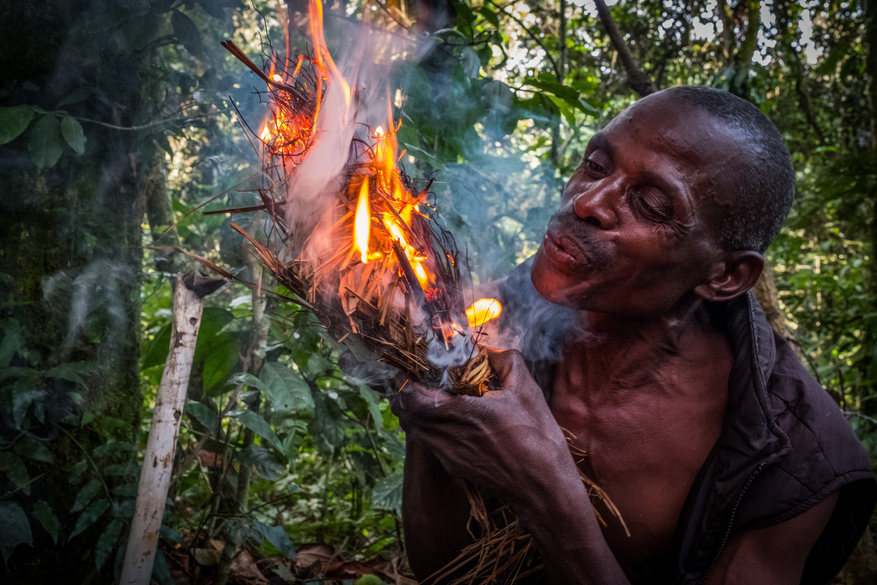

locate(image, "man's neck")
[[566, 294, 724, 397]]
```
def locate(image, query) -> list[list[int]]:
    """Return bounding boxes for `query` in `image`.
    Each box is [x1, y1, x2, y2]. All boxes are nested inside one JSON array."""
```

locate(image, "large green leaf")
[[0, 451, 30, 491], [202, 335, 240, 389], [252, 520, 296, 559], [260, 362, 314, 415], [60, 116, 86, 155], [237, 445, 285, 480], [227, 410, 283, 451], [142, 324, 171, 370], [27, 114, 64, 169], [0, 502, 32, 562], [45, 361, 97, 388], [0, 106, 34, 145], [310, 392, 346, 456], [185, 401, 219, 434], [193, 308, 235, 360], [371, 472, 404, 515], [71, 478, 101, 513], [95, 517, 123, 569], [92, 441, 138, 458], [13, 437, 52, 463], [171, 10, 207, 61], [32, 501, 60, 544], [69, 498, 110, 539]]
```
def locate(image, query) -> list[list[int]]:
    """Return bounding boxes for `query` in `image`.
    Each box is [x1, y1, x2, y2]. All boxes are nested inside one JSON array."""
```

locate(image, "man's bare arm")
[[704, 491, 838, 585], [400, 437, 474, 580]]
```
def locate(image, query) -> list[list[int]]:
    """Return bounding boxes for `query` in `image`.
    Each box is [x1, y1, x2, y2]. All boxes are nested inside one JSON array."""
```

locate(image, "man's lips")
[[541, 230, 591, 273]]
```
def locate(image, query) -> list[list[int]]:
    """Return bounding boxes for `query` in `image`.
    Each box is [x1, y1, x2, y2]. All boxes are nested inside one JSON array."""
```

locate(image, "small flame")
[[466, 298, 503, 328], [271, 73, 283, 83], [355, 181, 371, 263]]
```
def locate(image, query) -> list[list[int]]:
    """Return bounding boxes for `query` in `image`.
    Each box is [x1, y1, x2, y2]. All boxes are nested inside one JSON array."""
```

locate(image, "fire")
[[355, 181, 371, 263], [466, 298, 503, 328]]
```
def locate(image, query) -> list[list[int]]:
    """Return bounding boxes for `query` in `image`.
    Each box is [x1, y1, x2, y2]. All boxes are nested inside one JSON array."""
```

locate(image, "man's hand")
[[392, 348, 630, 585], [391, 348, 575, 507]]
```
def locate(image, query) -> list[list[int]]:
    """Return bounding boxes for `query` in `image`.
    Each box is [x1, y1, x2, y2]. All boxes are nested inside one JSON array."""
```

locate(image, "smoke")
[[42, 259, 132, 360]]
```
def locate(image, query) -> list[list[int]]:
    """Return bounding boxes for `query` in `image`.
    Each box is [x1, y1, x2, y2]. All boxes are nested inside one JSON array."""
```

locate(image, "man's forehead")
[[598, 98, 740, 166]]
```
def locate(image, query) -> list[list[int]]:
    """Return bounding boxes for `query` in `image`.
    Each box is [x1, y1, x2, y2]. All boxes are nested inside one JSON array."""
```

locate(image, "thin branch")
[[593, 0, 655, 96]]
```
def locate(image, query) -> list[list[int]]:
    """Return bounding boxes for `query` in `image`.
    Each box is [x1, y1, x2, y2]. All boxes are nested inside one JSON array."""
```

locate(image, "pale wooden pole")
[[121, 271, 223, 585]]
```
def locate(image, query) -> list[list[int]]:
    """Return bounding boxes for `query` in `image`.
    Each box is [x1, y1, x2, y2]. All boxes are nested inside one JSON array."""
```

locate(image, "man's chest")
[[551, 373, 727, 574]]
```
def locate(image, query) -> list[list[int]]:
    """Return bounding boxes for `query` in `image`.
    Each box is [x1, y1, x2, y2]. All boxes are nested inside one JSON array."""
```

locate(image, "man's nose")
[[571, 183, 619, 230]]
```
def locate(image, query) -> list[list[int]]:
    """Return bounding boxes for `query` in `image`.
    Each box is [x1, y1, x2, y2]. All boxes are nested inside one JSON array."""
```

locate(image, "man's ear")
[[693, 251, 764, 302]]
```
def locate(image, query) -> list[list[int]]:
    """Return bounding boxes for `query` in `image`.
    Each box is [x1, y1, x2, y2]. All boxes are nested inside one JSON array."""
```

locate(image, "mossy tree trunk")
[[0, 1, 153, 581]]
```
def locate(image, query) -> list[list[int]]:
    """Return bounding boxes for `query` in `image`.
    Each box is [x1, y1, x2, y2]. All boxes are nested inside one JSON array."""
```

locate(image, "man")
[[391, 86, 877, 584]]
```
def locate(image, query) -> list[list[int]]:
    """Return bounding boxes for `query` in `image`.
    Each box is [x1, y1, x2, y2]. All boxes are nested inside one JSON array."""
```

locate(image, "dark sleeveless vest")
[[496, 260, 876, 584]]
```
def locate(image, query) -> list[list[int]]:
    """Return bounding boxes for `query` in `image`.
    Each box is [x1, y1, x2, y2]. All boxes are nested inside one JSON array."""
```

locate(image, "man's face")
[[531, 92, 744, 317]]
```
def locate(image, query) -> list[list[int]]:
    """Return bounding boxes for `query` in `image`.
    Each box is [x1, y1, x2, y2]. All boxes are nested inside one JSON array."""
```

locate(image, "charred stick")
[[392, 240, 428, 311], [221, 40, 310, 103]]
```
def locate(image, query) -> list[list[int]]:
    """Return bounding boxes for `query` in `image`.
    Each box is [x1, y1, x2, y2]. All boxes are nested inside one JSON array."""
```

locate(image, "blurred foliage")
[[0, 0, 876, 582]]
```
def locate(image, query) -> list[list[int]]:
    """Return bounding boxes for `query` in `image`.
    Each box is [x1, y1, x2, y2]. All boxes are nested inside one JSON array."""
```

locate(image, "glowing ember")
[[466, 298, 503, 328], [355, 181, 371, 263]]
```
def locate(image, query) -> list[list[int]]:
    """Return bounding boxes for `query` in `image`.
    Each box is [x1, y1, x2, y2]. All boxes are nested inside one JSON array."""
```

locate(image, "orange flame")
[[355, 181, 371, 263], [465, 298, 503, 328]]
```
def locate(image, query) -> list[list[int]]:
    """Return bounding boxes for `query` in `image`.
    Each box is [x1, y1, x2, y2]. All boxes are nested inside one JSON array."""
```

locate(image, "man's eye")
[[585, 158, 607, 176], [635, 191, 673, 221]]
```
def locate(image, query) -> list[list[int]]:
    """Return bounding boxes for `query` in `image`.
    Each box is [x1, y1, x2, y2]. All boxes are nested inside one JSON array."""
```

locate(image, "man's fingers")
[[485, 347, 528, 388]]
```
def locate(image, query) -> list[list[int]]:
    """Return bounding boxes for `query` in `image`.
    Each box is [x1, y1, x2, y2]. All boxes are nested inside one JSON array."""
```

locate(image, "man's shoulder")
[[737, 328, 874, 531], [766, 330, 871, 484]]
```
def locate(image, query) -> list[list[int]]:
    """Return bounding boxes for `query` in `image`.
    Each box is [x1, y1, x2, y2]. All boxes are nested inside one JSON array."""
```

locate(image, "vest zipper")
[[697, 461, 767, 584]]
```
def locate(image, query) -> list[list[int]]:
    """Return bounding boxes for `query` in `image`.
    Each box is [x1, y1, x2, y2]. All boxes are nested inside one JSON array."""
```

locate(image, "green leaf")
[[0, 451, 30, 491], [103, 463, 141, 477], [460, 47, 481, 78], [260, 362, 314, 415], [27, 114, 64, 169], [273, 565, 297, 581], [310, 392, 346, 456], [13, 437, 53, 463], [32, 501, 60, 544], [92, 441, 138, 458], [185, 401, 219, 434], [202, 335, 240, 389], [237, 445, 285, 480], [171, 10, 207, 61], [111, 483, 140, 497], [57, 87, 95, 108], [13, 387, 43, 428], [0, 502, 32, 562], [152, 549, 175, 585], [60, 116, 86, 155], [0, 106, 35, 145], [68, 458, 88, 483], [252, 520, 296, 559], [359, 384, 383, 428], [142, 323, 171, 370], [478, 6, 500, 27], [45, 361, 97, 388], [95, 517, 123, 569], [451, 0, 475, 25], [354, 576, 384, 585], [227, 410, 283, 451], [196, 0, 229, 19], [372, 472, 403, 515], [71, 479, 102, 513], [228, 372, 269, 392], [69, 498, 110, 539]]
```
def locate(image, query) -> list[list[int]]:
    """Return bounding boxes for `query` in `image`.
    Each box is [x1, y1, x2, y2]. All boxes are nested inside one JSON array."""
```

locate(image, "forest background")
[[1, 0, 876, 583]]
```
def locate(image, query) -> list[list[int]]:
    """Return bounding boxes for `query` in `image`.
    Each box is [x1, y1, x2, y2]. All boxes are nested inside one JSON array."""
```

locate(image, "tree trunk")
[[0, 1, 149, 581]]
